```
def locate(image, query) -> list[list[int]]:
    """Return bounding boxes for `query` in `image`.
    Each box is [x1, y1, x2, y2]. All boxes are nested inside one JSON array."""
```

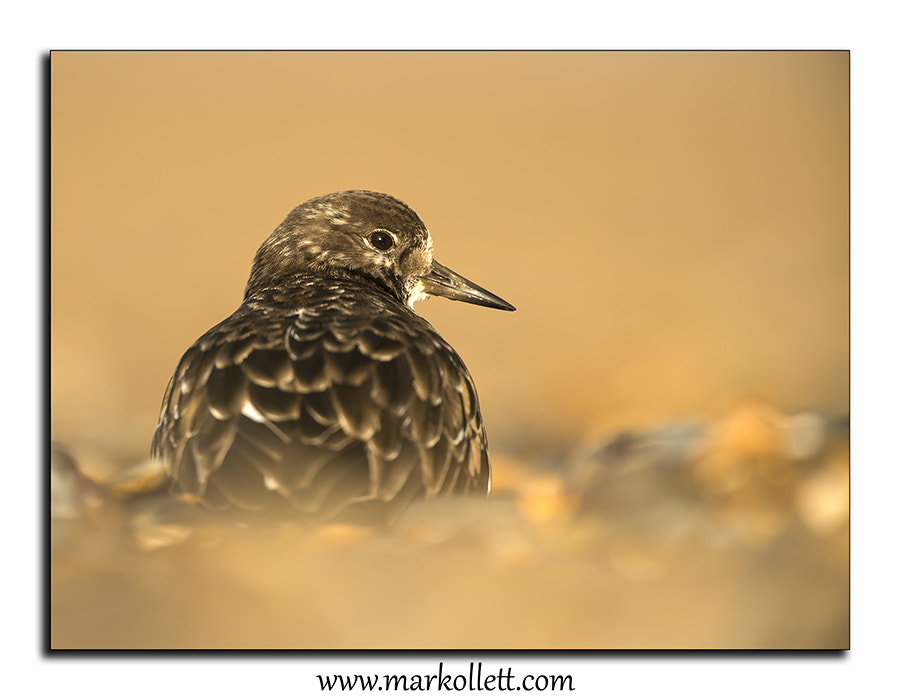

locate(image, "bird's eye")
[[368, 229, 395, 251]]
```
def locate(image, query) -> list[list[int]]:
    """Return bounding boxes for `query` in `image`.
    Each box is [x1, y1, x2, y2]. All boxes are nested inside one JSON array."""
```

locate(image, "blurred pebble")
[[692, 398, 787, 495], [783, 412, 828, 461], [50, 443, 82, 520], [106, 457, 168, 495], [50, 442, 124, 529], [795, 447, 850, 536], [516, 473, 575, 524]]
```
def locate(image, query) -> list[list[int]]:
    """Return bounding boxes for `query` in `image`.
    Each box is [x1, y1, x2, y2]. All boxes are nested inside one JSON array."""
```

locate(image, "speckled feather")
[[151, 191, 511, 524]]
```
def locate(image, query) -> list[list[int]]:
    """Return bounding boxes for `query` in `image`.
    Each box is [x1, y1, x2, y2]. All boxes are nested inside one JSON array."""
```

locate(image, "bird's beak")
[[420, 260, 516, 311]]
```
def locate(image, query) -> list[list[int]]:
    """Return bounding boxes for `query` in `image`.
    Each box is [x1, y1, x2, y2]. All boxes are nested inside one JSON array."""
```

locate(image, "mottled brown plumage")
[[152, 191, 514, 524]]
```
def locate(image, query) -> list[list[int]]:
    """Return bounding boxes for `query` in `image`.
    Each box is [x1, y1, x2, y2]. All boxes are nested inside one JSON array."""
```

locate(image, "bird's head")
[[245, 190, 515, 312]]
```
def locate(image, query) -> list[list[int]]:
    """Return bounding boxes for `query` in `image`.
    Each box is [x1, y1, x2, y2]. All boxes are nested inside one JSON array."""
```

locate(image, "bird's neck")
[[244, 268, 407, 308]]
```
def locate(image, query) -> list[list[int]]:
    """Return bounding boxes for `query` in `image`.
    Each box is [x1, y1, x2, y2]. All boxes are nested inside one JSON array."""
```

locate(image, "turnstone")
[[151, 191, 514, 524]]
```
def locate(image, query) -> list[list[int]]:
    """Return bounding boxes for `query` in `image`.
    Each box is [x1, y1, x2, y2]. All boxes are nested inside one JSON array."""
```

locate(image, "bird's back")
[[152, 274, 490, 524]]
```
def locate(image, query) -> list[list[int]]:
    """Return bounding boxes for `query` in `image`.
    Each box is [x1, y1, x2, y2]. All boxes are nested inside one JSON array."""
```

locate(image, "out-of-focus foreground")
[[51, 398, 848, 649], [50, 51, 848, 649]]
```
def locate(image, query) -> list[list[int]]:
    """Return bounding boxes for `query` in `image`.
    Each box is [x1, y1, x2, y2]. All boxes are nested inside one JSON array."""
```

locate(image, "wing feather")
[[152, 282, 491, 522]]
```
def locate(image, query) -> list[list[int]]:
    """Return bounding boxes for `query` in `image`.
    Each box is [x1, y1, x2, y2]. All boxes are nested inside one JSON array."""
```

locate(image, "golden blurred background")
[[50, 51, 849, 649]]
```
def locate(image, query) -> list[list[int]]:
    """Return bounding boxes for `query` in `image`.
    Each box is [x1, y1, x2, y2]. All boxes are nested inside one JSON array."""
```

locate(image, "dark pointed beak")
[[420, 260, 516, 311]]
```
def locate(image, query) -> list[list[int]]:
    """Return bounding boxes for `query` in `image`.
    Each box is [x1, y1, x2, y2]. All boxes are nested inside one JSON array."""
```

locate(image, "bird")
[[151, 190, 514, 525]]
